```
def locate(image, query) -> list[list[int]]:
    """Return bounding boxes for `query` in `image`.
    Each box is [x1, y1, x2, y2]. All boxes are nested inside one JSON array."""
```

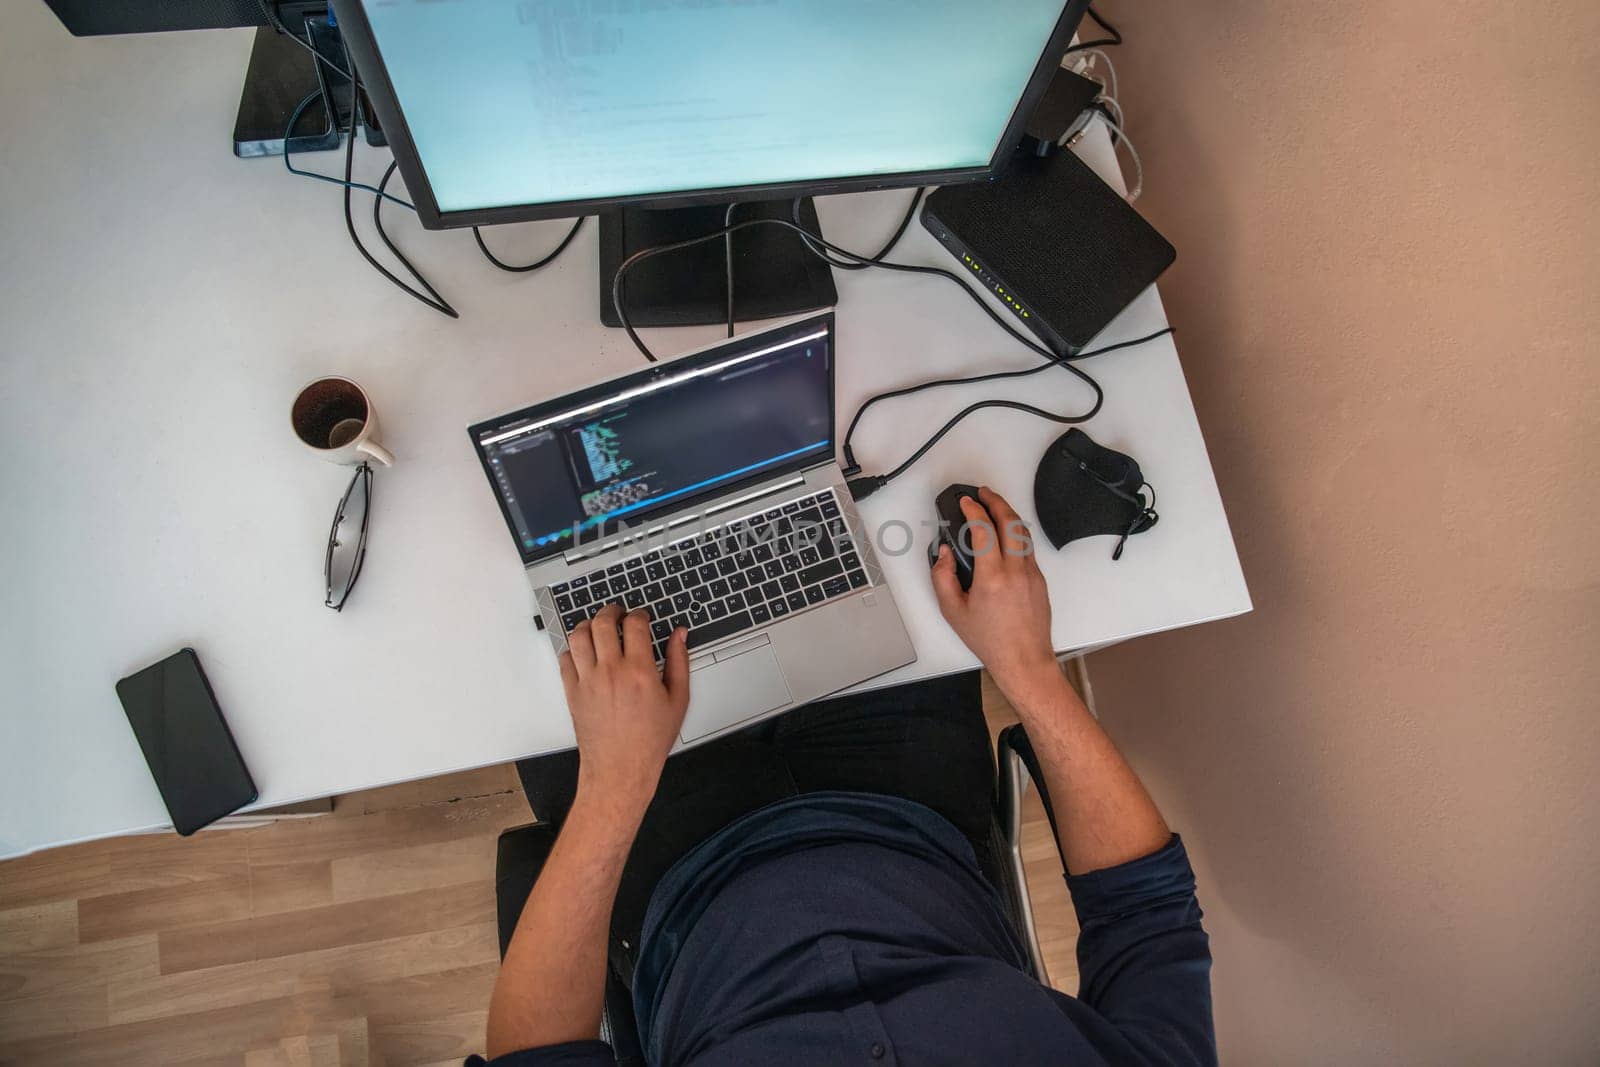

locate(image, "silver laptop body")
[[470, 313, 915, 747]]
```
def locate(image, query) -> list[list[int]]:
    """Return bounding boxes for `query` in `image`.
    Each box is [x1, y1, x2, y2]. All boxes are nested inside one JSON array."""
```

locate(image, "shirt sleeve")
[[1064, 834, 1216, 1067], [465, 1040, 616, 1067]]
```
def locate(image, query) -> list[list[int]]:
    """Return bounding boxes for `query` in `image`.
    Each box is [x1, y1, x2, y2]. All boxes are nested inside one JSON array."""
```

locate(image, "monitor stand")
[[598, 199, 839, 329], [232, 16, 386, 158]]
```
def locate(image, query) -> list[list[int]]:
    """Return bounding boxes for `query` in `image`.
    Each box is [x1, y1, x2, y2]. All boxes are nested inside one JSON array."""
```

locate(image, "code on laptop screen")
[[473, 318, 833, 562]]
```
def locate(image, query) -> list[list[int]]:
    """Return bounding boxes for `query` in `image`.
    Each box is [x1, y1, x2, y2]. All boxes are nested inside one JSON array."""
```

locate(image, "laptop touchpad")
[[680, 645, 792, 743]]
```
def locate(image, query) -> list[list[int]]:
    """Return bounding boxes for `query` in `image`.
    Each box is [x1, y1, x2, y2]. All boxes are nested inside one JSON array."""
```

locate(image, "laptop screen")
[[471, 315, 835, 565]]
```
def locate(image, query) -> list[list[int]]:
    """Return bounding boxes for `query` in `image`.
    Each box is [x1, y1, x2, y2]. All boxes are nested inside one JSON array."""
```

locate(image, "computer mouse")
[[930, 483, 983, 591]]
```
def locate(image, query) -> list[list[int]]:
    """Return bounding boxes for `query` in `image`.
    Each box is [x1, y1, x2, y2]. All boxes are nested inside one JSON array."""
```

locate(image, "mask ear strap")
[[1076, 459, 1144, 506], [1111, 481, 1159, 561]]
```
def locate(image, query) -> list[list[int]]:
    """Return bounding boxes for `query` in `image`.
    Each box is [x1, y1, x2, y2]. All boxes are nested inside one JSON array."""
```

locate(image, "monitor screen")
[[347, 0, 1074, 217], [472, 316, 834, 562]]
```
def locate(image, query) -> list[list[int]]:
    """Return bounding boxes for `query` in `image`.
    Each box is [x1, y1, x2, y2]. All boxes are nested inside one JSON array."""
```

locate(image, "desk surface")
[[0, 8, 1249, 858]]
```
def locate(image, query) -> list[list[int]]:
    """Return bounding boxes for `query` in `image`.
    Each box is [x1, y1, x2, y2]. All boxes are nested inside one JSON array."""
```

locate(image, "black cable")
[[841, 328, 1173, 497], [611, 216, 1060, 367], [1065, 4, 1123, 54], [874, 399, 1093, 487], [609, 215, 1175, 498], [283, 90, 415, 209], [276, 29, 566, 316], [793, 187, 924, 271], [472, 218, 586, 273], [1086, 4, 1122, 43], [344, 98, 458, 318], [253, 0, 359, 83], [280, 83, 453, 317], [269, 1, 410, 208], [841, 327, 1171, 468], [266, 2, 415, 212], [270, 0, 584, 286], [374, 162, 458, 315]]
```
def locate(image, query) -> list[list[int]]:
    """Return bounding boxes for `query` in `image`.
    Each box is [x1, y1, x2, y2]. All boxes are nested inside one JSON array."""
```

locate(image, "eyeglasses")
[[325, 463, 373, 611]]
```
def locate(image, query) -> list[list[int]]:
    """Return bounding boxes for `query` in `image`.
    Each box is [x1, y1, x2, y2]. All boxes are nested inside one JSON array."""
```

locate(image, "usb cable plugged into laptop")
[[845, 473, 887, 502]]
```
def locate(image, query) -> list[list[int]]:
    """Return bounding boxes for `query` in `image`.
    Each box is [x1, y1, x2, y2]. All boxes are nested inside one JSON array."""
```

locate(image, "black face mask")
[[1033, 428, 1158, 560]]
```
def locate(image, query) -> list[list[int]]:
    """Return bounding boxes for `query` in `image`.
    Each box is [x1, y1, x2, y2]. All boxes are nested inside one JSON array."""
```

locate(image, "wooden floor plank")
[[243, 1016, 371, 1067], [369, 1007, 487, 1066], [242, 1031, 344, 1067], [345, 962, 500, 1026], [0, 848, 112, 912], [78, 874, 253, 945], [329, 835, 498, 904], [0, 990, 349, 1066], [113, 922, 497, 1027], [250, 861, 336, 918], [334, 1015, 374, 1067], [158, 881, 495, 976], [96, 830, 252, 894], [0, 932, 158, 1002], [0, 983, 108, 1041], [0, 899, 78, 954]]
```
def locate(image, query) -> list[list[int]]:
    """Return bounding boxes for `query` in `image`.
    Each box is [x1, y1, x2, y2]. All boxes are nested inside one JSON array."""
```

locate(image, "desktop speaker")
[[921, 148, 1175, 355]]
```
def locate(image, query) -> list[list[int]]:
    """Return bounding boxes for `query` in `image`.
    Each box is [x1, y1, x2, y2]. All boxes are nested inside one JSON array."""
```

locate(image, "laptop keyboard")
[[548, 489, 869, 663]]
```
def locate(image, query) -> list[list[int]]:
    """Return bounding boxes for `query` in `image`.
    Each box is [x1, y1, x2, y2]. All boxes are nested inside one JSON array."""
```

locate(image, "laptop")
[[469, 313, 916, 745]]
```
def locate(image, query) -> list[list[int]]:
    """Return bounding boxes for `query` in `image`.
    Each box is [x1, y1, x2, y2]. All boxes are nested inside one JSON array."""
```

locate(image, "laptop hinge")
[[560, 471, 811, 566]]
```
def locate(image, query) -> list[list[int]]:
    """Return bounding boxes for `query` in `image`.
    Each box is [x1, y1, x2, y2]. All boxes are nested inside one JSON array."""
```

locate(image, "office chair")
[[494, 722, 1061, 1065]]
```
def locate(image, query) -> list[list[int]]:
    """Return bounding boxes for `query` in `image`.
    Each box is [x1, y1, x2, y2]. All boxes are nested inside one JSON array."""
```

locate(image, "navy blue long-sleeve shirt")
[[483, 792, 1213, 1066]]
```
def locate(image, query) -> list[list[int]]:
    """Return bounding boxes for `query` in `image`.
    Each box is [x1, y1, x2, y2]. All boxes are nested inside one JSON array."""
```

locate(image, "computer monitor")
[[332, 0, 1090, 326]]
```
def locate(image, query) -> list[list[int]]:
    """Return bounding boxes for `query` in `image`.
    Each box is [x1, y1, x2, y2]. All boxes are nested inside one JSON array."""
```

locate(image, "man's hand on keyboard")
[[560, 603, 690, 817]]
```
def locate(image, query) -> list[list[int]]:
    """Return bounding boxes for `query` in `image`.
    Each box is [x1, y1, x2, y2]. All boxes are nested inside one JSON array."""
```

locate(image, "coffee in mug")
[[291, 377, 394, 467]]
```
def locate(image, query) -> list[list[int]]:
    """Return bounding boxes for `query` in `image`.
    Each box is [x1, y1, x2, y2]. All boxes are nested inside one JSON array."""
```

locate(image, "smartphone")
[[115, 649, 259, 835]]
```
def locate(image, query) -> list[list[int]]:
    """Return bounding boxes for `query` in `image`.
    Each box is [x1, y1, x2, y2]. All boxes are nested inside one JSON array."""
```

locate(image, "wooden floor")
[[0, 675, 1078, 1065]]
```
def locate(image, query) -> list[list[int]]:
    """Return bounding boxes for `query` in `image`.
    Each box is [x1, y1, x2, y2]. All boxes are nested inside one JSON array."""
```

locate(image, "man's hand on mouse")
[[559, 603, 689, 818], [931, 486, 1062, 704]]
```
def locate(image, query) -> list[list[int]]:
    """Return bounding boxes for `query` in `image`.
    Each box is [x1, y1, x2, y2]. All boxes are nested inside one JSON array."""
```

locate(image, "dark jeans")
[[515, 671, 997, 973]]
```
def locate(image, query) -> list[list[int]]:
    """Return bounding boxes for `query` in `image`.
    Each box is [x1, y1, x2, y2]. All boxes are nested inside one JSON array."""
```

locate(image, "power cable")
[[1065, 4, 1122, 54], [472, 218, 587, 273], [609, 216, 1172, 498]]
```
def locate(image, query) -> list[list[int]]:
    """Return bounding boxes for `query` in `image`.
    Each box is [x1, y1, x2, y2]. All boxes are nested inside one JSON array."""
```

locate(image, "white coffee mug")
[[290, 376, 395, 466]]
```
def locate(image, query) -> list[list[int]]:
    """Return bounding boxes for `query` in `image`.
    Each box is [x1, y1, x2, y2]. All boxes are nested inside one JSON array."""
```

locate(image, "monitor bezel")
[[468, 312, 838, 567], [330, 0, 1090, 230]]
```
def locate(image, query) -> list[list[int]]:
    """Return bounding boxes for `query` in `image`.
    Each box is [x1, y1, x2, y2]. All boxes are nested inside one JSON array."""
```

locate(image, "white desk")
[[0, 7, 1249, 858]]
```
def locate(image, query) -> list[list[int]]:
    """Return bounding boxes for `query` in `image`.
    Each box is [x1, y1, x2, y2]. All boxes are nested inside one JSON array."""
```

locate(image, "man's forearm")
[[486, 786, 646, 1059], [1003, 665, 1171, 875]]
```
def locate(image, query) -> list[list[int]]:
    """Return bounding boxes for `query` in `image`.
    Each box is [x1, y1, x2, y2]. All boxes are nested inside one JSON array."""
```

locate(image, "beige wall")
[[1082, 2, 1600, 1062]]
